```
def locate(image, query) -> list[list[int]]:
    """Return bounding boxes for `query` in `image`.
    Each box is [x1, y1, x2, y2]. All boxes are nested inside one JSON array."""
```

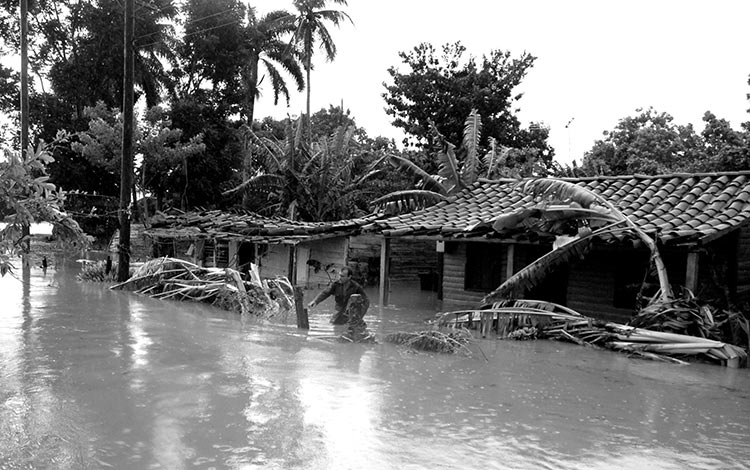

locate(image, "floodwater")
[[1, 262, 750, 470]]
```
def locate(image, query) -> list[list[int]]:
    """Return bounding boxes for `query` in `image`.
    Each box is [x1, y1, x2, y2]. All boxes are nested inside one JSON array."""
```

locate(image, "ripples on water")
[[1, 262, 749, 469]]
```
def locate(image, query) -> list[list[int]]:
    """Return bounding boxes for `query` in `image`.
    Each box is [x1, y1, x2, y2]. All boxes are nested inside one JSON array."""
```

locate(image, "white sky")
[[249, 0, 750, 165]]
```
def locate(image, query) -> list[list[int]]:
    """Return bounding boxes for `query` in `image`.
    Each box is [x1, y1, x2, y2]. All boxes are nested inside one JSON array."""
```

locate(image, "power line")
[[135, 7, 240, 41], [138, 17, 242, 48]]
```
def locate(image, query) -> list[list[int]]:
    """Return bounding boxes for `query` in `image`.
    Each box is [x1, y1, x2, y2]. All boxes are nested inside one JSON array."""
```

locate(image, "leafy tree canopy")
[[383, 42, 538, 150], [580, 107, 750, 175], [65, 102, 206, 210], [0, 142, 89, 275]]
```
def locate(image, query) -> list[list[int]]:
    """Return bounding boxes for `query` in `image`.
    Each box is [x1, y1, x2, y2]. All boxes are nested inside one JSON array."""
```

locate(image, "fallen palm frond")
[[384, 328, 473, 354], [438, 298, 748, 367], [503, 178, 674, 302], [110, 257, 292, 317], [482, 222, 629, 303]]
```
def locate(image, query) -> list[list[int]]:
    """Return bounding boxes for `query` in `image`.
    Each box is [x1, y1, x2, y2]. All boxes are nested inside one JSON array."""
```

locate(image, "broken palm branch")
[[438, 299, 747, 367], [483, 222, 629, 303], [385, 155, 447, 195], [384, 328, 473, 355], [514, 178, 673, 301], [110, 257, 293, 318]]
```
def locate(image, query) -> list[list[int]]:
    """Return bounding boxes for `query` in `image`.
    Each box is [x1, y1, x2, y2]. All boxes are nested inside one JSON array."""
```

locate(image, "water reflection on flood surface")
[[1, 262, 749, 469]]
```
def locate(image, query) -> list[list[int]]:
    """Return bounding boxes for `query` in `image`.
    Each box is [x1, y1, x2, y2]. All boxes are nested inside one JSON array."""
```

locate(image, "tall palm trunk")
[[305, 57, 312, 146], [243, 57, 260, 207]]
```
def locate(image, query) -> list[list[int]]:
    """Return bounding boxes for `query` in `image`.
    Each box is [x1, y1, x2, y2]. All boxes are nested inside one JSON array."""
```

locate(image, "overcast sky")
[[250, 0, 750, 165]]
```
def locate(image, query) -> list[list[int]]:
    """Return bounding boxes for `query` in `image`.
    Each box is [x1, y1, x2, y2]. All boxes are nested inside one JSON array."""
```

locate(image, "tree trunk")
[[243, 58, 259, 208], [306, 58, 312, 146]]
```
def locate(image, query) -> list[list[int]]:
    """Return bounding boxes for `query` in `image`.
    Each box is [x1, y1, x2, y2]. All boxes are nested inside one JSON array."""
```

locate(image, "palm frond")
[[387, 155, 447, 195], [243, 127, 283, 171], [518, 178, 601, 210], [491, 205, 619, 232], [483, 299, 584, 316], [221, 173, 285, 197], [261, 59, 291, 105], [484, 139, 511, 178], [515, 178, 673, 301], [482, 222, 628, 304], [370, 190, 449, 215], [430, 122, 464, 193], [461, 108, 481, 184]]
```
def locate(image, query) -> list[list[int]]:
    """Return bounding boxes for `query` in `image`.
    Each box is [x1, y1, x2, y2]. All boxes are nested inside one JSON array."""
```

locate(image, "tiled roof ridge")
[[478, 169, 750, 185]]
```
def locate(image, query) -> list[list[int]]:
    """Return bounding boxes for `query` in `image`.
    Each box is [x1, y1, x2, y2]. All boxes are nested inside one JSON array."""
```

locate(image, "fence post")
[[295, 286, 309, 329]]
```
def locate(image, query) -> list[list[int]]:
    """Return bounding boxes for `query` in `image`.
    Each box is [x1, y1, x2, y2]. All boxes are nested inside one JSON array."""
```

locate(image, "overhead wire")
[[135, 3, 240, 40], [137, 17, 243, 48]]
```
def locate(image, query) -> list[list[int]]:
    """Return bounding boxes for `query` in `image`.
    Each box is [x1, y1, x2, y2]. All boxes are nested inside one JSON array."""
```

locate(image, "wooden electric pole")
[[117, 0, 134, 282], [20, 0, 28, 155], [20, 0, 30, 265]]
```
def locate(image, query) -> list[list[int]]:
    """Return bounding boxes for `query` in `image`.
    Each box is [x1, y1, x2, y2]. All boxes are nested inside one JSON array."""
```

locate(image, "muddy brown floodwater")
[[1, 261, 750, 469]]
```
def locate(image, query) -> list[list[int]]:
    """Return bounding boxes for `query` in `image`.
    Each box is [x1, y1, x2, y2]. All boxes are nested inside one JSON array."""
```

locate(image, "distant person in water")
[[41, 256, 48, 274], [308, 266, 369, 325]]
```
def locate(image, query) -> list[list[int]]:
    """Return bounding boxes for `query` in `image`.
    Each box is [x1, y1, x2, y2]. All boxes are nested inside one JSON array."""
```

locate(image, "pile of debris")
[[437, 299, 748, 367], [110, 257, 294, 317]]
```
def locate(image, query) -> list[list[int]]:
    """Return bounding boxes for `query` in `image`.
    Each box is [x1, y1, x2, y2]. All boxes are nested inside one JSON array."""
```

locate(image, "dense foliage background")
[[0, 0, 749, 230]]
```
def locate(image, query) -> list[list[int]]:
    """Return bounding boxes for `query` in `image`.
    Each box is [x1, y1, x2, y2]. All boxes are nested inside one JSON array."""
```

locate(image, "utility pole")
[[117, 0, 134, 282], [20, 0, 28, 155], [20, 0, 30, 265]]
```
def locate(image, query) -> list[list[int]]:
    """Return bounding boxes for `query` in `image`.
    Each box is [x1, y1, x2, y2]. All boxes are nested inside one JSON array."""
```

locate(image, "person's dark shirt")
[[312, 279, 369, 316]]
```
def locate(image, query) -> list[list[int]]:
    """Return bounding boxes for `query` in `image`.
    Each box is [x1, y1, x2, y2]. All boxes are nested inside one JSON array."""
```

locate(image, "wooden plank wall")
[[306, 238, 348, 288], [349, 235, 438, 281], [252, 238, 348, 287], [735, 226, 750, 302], [442, 243, 496, 311], [566, 252, 634, 322], [258, 244, 291, 280]]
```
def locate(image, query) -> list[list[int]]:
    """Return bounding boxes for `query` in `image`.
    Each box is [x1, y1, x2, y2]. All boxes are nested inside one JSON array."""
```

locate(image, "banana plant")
[[371, 109, 509, 215], [482, 178, 674, 305], [222, 118, 385, 221]]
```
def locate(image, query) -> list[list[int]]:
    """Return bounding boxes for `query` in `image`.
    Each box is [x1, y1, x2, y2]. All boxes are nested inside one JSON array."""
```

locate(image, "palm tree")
[[242, 8, 305, 126], [287, 0, 352, 144], [238, 8, 304, 207], [371, 109, 510, 214]]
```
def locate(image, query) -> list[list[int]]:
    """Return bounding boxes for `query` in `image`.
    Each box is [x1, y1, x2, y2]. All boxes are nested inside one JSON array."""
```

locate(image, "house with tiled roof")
[[364, 172, 750, 321], [138, 209, 438, 289]]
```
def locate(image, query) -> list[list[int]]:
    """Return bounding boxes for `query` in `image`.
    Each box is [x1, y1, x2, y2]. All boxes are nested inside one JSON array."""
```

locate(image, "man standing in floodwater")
[[308, 266, 369, 324]]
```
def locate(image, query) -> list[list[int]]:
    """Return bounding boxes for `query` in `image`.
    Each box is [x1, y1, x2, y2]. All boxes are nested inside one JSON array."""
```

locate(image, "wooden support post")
[[379, 237, 391, 312], [686, 251, 699, 294], [506, 244, 515, 280], [194, 238, 205, 266], [288, 244, 297, 285], [294, 286, 309, 329]]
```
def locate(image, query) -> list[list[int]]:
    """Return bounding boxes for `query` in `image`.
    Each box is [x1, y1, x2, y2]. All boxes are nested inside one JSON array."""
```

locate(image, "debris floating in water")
[[384, 329, 473, 354], [110, 257, 293, 317]]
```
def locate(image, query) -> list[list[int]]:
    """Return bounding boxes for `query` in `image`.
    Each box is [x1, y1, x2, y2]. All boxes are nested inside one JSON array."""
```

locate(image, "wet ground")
[[1, 261, 749, 469]]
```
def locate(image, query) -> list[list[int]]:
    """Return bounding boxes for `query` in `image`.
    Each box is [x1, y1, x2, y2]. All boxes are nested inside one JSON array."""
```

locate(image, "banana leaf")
[[491, 205, 618, 232], [460, 109, 481, 184], [387, 155, 447, 195], [370, 190, 449, 215], [517, 178, 600, 209]]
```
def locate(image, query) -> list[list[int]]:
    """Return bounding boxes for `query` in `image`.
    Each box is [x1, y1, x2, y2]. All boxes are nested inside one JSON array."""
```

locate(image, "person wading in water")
[[308, 266, 369, 325]]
